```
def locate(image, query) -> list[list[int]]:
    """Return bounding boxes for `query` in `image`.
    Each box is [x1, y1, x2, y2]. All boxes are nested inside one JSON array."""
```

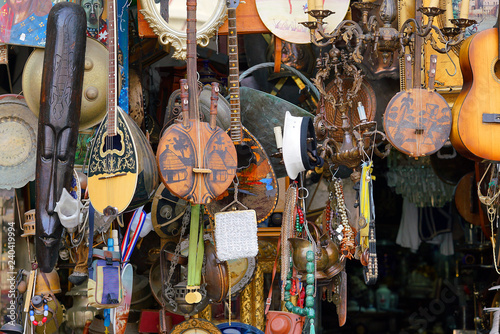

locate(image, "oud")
[[87, 0, 158, 216], [206, 0, 278, 223], [156, 0, 237, 205]]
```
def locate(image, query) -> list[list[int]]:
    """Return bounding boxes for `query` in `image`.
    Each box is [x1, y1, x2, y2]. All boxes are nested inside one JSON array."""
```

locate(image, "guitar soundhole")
[[102, 134, 123, 153], [495, 59, 500, 80], [236, 144, 255, 170]]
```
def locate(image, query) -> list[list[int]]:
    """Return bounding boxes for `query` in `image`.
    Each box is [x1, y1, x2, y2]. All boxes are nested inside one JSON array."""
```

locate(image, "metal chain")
[[163, 206, 191, 311], [14, 270, 24, 322]]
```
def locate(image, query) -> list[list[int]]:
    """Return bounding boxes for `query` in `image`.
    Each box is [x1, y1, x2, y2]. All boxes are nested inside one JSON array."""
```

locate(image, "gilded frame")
[[138, 0, 227, 60]]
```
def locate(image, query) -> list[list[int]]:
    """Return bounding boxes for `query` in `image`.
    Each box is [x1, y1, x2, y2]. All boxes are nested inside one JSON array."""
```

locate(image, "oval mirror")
[[139, 0, 227, 60]]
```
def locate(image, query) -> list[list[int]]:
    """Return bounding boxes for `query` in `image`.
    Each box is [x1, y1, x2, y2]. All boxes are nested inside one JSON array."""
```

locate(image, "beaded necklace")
[[284, 252, 316, 334], [29, 295, 50, 326], [285, 179, 317, 334], [281, 183, 298, 298], [333, 177, 356, 260]]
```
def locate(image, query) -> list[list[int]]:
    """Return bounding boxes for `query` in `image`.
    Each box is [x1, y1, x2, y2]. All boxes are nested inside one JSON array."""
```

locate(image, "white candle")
[[357, 102, 367, 122], [429, 0, 439, 8], [274, 126, 283, 149], [445, 0, 454, 27], [308, 0, 315, 21], [459, 0, 469, 19], [315, 0, 323, 9]]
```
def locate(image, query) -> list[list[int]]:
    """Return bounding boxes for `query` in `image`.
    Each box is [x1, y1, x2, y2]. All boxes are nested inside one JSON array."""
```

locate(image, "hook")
[[220, 176, 248, 212], [329, 164, 339, 180], [445, 41, 457, 77]]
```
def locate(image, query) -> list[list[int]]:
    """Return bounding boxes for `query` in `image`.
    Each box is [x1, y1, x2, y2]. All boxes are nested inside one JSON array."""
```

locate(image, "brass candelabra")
[[303, 0, 475, 171], [302, 0, 476, 65]]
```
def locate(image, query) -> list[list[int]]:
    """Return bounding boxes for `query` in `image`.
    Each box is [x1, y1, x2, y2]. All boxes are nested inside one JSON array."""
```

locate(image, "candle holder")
[[312, 58, 390, 171], [400, 8, 476, 54], [301, 0, 475, 61]]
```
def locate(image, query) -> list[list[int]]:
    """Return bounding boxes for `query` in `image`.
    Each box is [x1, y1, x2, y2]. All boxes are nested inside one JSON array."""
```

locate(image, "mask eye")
[[56, 128, 71, 164], [42, 126, 55, 160]]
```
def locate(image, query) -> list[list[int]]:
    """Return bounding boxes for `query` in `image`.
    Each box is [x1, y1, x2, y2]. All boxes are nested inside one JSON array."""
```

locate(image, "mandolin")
[[450, 11, 500, 161], [87, 0, 158, 216], [156, 0, 237, 205], [205, 0, 278, 223]]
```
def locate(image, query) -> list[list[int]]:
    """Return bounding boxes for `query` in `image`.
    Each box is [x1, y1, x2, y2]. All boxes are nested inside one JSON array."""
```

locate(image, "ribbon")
[[121, 206, 146, 264], [360, 161, 374, 251]]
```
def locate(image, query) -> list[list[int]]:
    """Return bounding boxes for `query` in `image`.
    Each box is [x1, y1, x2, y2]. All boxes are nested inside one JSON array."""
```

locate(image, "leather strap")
[[265, 238, 281, 315], [87, 203, 95, 270], [40, 271, 60, 328]]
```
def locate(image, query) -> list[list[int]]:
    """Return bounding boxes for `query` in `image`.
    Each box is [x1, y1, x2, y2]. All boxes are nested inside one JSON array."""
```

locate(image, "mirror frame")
[[139, 0, 227, 60]]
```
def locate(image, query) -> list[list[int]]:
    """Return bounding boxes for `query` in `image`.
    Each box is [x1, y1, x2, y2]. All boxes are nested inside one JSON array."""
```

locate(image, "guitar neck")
[[497, 5, 500, 59], [186, 0, 199, 121], [107, 0, 118, 136], [412, 0, 423, 89], [227, 7, 242, 144]]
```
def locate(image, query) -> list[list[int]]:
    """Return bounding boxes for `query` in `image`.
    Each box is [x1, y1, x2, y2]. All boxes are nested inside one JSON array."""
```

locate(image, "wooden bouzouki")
[[87, 0, 158, 215], [206, 0, 278, 223], [156, 0, 237, 205], [450, 11, 500, 161], [385, 4, 451, 159], [384, 53, 452, 157]]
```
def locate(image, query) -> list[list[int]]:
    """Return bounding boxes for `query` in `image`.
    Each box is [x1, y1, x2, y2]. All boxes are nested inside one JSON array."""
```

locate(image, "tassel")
[[310, 321, 315, 334]]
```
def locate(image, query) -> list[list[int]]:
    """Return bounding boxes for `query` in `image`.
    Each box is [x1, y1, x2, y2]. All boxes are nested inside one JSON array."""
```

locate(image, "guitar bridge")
[[415, 128, 424, 135], [98, 172, 127, 180], [193, 168, 212, 174], [482, 113, 500, 123]]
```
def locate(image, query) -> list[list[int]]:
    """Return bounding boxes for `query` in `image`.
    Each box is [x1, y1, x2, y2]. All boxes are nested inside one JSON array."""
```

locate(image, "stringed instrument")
[[384, 54, 452, 157], [450, 11, 500, 161], [87, 0, 158, 216], [156, 0, 237, 205], [455, 171, 482, 226], [205, 0, 278, 223]]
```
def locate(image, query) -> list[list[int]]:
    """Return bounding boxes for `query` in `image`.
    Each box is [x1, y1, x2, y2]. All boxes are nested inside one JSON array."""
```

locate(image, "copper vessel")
[[288, 223, 340, 280]]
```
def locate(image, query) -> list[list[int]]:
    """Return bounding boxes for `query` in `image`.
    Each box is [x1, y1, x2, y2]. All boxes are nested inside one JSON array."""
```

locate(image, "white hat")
[[282, 111, 323, 180]]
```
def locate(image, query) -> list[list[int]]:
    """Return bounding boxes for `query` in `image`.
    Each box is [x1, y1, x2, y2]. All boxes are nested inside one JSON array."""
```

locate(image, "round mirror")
[[139, 0, 227, 60]]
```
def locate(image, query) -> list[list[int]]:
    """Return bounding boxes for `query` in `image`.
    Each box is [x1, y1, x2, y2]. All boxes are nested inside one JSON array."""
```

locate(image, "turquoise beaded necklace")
[[286, 178, 316, 334], [284, 249, 316, 333]]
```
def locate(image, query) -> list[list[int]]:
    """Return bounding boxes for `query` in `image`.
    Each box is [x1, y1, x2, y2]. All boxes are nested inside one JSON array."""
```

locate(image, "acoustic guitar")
[[206, 0, 278, 223], [156, 0, 237, 205], [87, 0, 158, 216], [450, 12, 500, 161]]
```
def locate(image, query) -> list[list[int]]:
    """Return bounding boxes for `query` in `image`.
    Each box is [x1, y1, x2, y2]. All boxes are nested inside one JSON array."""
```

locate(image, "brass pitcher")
[[288, 222, 340, 280]]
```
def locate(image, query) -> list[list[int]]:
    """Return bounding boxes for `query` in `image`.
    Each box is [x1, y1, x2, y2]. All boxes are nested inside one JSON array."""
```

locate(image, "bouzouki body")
[[450, 27, 500, 161], [157, 118, 237, 204], [384, 54, 452, 157], [87, 0, 158, 215], [206, 0, 278, 222], [157, 0, 237, 205], [206, 124, 278, 223], [88, 108, 158, 214]]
